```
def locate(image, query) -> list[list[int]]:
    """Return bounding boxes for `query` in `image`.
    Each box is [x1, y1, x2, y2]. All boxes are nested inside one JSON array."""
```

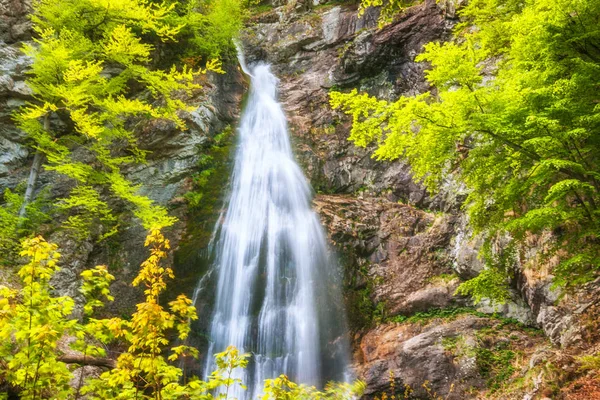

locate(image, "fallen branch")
[[58, 354, 117, 369]]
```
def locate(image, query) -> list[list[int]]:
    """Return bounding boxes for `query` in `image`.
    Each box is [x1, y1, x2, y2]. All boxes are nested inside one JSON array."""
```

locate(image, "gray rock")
[[357, 316, 490, 399], [476, 294, 534, 325], [450, 216, 485, 279], [0, 0, 31, 43]]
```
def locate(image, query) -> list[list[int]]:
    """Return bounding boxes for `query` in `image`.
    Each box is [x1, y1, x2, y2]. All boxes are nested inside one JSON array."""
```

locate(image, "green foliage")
[[474, 346, 516, 392], [12, 0, 233, 243], [0, 237, 76, 399], [0, 232, 363, 399], [358, 0, 419, 28], [441, 335, 464, 353], [577, 353, 600, 372], [57, 185, 118, 240], [0, 186, 50, 266], [182, 0, 246, 61], [261, 375, 366, 399], [330, 0, 600, 297], [0, 189, 26, 265], [387, 307, 542, 336], [80, 265, 115, 315], [249, 2, 275, 15], [156, 0, 245, 65], [185, 169, 215, 207], [427, 273, 458, 284], [184, 125, 234, 208], [388, 306, 487, 324], [455, 269, 512, 305], [347, 264, 387, 328], [455, 241, 516, 304]]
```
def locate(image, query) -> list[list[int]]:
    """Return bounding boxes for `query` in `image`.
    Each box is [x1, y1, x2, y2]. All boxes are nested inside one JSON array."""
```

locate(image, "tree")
[[0, 231, 365, 399], [0, 236, 75, 398], [330, 0, 600, 299], [8, 0, 229, 248], [161, 0, 246, 63]]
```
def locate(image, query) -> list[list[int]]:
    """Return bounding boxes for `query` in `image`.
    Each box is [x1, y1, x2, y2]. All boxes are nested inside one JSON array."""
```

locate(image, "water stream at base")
[[199, 54, 350, 398]]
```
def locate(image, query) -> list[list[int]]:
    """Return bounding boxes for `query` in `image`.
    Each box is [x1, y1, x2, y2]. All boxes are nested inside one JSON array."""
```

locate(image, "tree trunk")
[[18, 114, 48, 220], [18, 149, 43, 220], [57, 355, 117, 369]]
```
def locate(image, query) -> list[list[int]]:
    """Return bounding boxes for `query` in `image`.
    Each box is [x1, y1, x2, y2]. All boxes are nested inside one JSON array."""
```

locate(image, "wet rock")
[[449, 214, 485, 279], [0, 41, 32, 189], [243, 0, 456, 209], [48, 233, 95, 318]]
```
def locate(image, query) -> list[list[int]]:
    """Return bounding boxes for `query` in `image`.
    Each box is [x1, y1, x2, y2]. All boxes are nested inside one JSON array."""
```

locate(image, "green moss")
[[427, 273, 458, 284], [387, 306, 543, 335], [442, 335, 465, 354], [249, 2, 274, 14], [345, 261, 387, 330], [313, 0, 360, 12], [171, 125, 235, 300], [474, 346, 516, 392], [388, 306, 485, 324]]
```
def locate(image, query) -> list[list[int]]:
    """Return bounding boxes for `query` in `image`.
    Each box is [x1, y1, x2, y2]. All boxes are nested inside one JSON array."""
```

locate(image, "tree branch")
[[58, 355, 116, 369]]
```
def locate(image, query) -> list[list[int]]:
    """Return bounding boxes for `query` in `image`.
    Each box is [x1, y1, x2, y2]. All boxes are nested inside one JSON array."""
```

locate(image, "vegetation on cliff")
[[331, 0, 600, 300], [0, 0, 246, 259]]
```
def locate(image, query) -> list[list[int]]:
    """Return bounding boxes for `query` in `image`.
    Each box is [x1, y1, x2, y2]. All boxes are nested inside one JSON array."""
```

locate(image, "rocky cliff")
[[2, 0, 600, 398], [242, 0, 600, 398]]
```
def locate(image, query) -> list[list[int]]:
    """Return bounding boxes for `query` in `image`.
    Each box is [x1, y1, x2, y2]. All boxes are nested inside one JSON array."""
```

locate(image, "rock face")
[[0, 0, 32, 188], [242, 0, 600, 397], [244, 0, 455, 207], [0, 0, 31, 43], [314, 195, 464, 319], [356, 314, 550, 399]]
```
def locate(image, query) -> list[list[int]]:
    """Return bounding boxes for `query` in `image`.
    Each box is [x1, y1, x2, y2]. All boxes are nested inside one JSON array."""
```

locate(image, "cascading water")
[[200, 55, 350, 398]]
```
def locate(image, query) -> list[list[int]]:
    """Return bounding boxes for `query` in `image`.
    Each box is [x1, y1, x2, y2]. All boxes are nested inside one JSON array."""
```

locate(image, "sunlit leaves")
[[331, 0, 600, 298], [358, 0, 419, 28], [13, 0, 210, 242], [81, 265, 115, 315], [0, 237, 75, 399], [261, 374, 366, 399], [103, 25, 152, 65], [1, 232, 364, 399], [417, 39, 484, 90]]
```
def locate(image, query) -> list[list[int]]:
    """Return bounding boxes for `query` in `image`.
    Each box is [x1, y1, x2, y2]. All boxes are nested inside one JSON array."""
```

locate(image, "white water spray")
[[201, 56, 349, 397]]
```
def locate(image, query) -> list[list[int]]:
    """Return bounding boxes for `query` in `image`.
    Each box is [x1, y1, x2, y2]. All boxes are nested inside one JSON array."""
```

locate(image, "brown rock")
[[314, 194, 464, 318]]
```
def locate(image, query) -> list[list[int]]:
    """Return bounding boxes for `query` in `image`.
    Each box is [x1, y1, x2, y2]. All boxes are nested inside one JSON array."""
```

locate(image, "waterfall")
[[200, 57, 350, 398]]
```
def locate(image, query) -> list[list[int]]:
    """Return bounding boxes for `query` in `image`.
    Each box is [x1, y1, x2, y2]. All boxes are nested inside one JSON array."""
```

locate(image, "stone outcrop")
[[0, 40, 32, 191], [243, 0, 456, 208], [356, 314, 552, 399], [0, 0, 31, 43], [314, 195, 463, 318]]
